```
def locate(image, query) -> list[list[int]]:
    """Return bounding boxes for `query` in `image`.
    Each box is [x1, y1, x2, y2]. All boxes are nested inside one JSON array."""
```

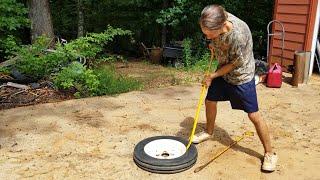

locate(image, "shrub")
[[14, 36, 68, 80], [0, 35, 20, 58], [12, 26, 132, 80], [62, 25, 132, 65], [53, 62, 99, 97], [54, 62, 142, 97]]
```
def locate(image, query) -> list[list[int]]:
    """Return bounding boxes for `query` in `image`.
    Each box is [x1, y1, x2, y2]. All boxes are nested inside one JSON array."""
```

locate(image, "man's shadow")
[[176, 117, 264, 162]]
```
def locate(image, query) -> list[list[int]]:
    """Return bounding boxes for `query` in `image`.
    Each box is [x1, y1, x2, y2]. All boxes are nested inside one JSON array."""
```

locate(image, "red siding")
[[276, 14, 308, 24], [274, 31, 305, 42], [273, 39, 304, 50], [268, 0, 318, 71], [275, 23, 307, 33], [277, 5, 310, 14], [278, 0, 310, 4]]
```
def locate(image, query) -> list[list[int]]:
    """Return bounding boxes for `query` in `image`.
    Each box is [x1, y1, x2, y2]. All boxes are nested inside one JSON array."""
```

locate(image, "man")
[[193, 4, 278, 172]]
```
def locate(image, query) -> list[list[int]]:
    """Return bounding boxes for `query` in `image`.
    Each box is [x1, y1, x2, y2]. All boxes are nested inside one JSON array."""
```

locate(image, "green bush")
[[12, 26, 132, 80], [0, 35, 20, 57], [62, 25, 132, 64], [54, 62, 142, 97], [53, 62, 100, 97], [14, 36, 68, 79]]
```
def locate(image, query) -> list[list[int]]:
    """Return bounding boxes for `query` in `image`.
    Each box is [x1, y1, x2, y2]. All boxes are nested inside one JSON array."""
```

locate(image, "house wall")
[[269, 0, 319, 72]]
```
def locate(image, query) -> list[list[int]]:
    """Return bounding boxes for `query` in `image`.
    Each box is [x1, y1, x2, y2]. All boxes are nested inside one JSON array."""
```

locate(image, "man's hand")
[[202, 73, 216, 87]]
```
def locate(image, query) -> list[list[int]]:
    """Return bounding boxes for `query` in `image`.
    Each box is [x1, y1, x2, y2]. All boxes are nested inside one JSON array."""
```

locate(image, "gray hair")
[[200, 5, 228, 30]]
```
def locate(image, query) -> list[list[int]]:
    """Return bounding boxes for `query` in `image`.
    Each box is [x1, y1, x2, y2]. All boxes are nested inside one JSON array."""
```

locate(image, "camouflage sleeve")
[[228, 37, 245, 67]]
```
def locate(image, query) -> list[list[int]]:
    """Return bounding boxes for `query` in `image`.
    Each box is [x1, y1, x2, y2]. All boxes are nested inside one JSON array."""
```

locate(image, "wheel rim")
[[143, 139, 186, 159]]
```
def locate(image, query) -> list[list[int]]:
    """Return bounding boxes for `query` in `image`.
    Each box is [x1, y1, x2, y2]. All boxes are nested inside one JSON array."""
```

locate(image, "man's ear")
[[221, 21, 228, 30]]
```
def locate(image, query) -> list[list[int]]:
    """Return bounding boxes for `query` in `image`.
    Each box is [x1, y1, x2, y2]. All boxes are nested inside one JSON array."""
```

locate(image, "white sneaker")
[[262, 152, 278, 172], [192, 131, 212, 144]]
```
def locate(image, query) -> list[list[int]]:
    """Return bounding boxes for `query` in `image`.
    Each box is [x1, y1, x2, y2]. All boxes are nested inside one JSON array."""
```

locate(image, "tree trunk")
[[77, 0, 84, 38], [161, 0, 169, 47], [28, 0, 55, 43]]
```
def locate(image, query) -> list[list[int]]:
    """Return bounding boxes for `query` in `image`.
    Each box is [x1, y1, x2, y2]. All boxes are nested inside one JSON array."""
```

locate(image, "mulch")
[[0, 82, 73, 110]]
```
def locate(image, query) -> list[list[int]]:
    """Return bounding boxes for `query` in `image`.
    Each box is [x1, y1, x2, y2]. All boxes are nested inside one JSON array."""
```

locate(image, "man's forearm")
[[210, 63, 236, 79]]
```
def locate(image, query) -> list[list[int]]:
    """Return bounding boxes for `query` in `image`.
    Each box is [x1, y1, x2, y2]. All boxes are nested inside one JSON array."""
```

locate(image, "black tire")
[[133, 155, 197, 172], [133, 136, 198, 173], [134, 157, 197, 174]]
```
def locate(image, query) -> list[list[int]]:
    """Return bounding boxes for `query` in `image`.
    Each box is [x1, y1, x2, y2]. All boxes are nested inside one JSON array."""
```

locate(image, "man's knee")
[[205, 99, 217, 108], [248, 111, 261, 124]]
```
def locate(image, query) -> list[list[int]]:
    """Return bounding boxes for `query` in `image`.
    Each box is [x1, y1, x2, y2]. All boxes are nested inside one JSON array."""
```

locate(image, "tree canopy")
[[0, 0, 273, 60]]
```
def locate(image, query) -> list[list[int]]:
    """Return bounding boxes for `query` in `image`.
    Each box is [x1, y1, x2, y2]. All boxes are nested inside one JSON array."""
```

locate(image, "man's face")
[[201, 26, 222, 40]]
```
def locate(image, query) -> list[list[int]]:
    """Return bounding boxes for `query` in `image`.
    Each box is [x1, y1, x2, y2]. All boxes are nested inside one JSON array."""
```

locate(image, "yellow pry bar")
[[186, 49, 216, 150]]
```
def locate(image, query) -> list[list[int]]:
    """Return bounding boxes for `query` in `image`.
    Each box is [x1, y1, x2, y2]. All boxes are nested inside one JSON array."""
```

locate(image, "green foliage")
[[156, 0, 187, 27], [14, 36, 68, 80], [62, 25, 132, 62], [0, 0, 29, 59], [49, 0, 272, 56], [53, 62, 100, 97], [182, 38, 193, 68], [190, 52, 211, 72], [156, 0, 202, 28], [0, 35, 20, 56], [186, 51, 218, 73], [0, 66, 10, 74], [54, 62, 142, 97], [0, 0, 273, 60], [12, 26, 131, 80], [50, 0, 164, 47], [222, 0, 274, 54], [0, 0, 29, 31], [7, 25, 139, 97], [10, 40, 65, 79], [93, 66, 142, 96]]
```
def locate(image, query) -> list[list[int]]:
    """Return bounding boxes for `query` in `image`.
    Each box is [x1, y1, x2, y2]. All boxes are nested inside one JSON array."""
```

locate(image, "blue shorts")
[[206, 77, 259, 113]]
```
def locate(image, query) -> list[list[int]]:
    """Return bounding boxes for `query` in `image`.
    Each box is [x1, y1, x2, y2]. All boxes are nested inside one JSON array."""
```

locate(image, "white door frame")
[[309, 1, 320, 76]]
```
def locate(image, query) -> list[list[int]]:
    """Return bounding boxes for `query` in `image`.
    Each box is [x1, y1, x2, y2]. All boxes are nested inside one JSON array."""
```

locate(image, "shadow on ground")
[[176, 117, 263, 161]]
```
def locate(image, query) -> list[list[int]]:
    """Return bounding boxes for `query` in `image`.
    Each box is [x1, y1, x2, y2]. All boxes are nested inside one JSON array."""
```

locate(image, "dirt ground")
[[0, 62, 320, 179]]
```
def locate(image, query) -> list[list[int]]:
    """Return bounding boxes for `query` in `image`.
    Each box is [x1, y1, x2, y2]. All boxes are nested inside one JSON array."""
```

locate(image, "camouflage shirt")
[[210, 13, 255, 85]]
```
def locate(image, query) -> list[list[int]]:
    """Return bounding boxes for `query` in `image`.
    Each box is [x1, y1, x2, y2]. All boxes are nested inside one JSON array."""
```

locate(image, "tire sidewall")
[[133, 136, 197, 167]]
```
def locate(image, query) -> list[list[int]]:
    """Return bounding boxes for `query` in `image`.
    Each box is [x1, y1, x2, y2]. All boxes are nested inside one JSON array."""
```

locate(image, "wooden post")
[[292, 51, 307, 87], [303, 52, 311, 84]]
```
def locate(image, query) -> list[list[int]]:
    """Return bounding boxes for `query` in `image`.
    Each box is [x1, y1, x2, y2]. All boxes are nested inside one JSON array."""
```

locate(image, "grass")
[[112, 60, 203, 90], [93, 65, 143, 95]]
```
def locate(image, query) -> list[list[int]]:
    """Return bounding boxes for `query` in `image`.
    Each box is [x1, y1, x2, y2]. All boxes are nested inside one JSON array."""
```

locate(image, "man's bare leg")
[[248, 111, 272, 153], [248, 111, 278, 171], [192, 100, 217, 143], [206, 100, 217, 135]]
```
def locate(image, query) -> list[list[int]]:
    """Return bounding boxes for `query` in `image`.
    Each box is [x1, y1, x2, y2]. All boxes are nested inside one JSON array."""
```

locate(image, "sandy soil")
[[0, 71, 320, 179]]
